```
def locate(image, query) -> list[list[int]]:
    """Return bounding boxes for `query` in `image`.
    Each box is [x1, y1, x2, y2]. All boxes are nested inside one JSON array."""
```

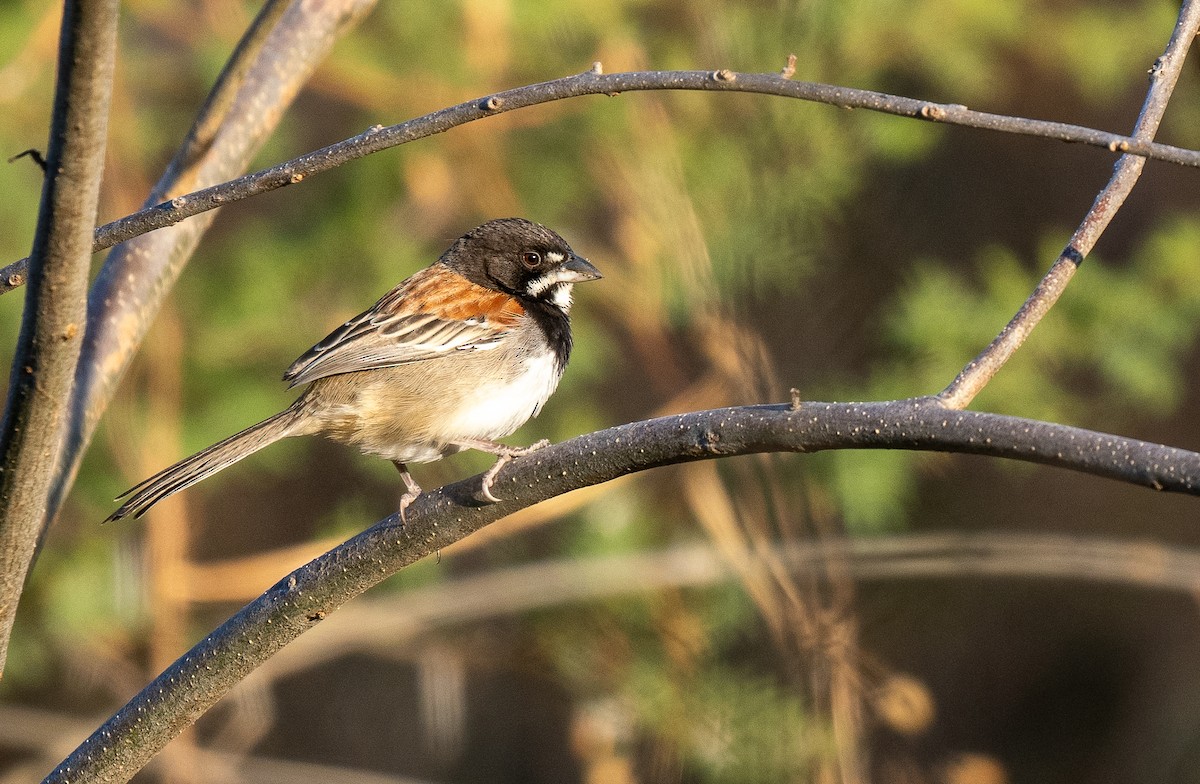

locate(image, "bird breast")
[[438, 349, 563, 441], [303, 334, 565, 464]]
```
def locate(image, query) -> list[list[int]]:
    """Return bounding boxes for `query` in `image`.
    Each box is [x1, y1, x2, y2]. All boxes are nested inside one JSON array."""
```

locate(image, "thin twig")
[[938, 0, 1200, 408], [0, 0, 119, 680], [41, 398, 1200, 782], [3, 66, 1200, 296], [8, 148, 47, 172]]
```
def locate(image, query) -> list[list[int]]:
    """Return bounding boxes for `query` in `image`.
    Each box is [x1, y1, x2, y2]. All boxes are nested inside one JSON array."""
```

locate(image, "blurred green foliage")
[[2, 0, 1199, 780]]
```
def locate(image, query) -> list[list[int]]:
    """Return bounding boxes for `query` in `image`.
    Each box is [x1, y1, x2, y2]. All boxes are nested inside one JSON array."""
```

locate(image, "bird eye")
[[522, 251, 542, 268]]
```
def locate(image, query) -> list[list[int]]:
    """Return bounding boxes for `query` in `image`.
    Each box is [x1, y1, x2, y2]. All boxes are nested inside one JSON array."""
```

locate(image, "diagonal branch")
[[253, 531, 1200, 683], [12, 530, 1199, 775], [38, 0, 377, 540], [3, 65, 1200, 296], [0, 0, 120, 680], [937, 0, 1200, 408], [41, 398, 1200, 782]]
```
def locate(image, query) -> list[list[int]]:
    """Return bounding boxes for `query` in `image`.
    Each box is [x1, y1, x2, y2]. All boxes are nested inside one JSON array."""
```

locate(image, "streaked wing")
[[283, 265, 524, 387]]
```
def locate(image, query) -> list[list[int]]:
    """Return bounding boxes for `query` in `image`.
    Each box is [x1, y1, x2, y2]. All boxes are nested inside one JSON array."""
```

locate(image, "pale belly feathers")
[[437, 350, 562, 443], [310, 349, 565, 465]]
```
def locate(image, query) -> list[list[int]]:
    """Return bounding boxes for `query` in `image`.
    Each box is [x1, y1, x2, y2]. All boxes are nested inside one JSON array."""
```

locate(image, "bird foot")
[[393, 462, 422, 524], [477, 439, 550, 504], [398, 488, 422, 524]]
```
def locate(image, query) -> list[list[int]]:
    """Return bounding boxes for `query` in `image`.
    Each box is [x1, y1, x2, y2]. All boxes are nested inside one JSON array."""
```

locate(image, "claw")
[[398, 489, 420, 523], [478, 459, 507, 504], [393, 461, 422, 523], [466, 439, 550, 504]]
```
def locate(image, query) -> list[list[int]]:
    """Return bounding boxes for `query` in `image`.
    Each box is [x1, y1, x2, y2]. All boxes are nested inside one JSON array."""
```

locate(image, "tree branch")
[[937, 0, 1200, 408], [10, 530, 1200, 775], [252, 530, 1200, 684], [37, 0, 377, 540], [3, 64, 1200, 296], [41, 398, 1200, 782], [0, 0, 119, 680]]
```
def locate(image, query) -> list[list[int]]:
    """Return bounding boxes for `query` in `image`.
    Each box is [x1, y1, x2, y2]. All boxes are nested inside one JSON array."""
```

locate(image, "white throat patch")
[[548, 282, 573, 311]]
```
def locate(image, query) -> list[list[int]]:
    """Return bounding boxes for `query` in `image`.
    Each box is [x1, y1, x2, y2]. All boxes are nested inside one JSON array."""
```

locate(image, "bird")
[[107, 218, 602, 523]]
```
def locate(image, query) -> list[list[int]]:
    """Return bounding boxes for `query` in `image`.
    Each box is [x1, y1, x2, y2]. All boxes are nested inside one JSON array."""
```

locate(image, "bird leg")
[[455, 439, 551, 504], [393, 461, 422, 523]]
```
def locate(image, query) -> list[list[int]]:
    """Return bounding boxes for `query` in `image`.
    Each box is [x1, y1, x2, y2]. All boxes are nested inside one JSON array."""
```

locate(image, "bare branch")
[[9, 530, 1200, 774], [258, 530, 1200, 680], [165, 0, 293, 179], [0, 0, 119, 679], [41, 398, 1200, 782], [938, 0, 1200, 408], [38, 0, 377, 540], [3, 65, 1200, 296], [2, 702, 441, 784]]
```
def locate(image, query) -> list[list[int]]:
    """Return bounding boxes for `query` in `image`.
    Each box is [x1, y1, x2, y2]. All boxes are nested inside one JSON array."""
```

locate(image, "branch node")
[[780, 54, 797, 79], [1108, 138, 1131, 152], [789, 388, 803, 410], [170, 196, 187, 209], [712, 69, 736, 82], [919, 103, 948, 120], [482, 95, 504, 111], [1062, 245, 1085, 265], [6, 273, 25, 288], [289, 172, 305, 184], [589, 61, 603, 75]]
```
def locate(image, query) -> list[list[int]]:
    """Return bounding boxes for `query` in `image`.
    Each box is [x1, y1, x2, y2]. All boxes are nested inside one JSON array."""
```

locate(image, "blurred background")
[[3, 0, 1200, 782]]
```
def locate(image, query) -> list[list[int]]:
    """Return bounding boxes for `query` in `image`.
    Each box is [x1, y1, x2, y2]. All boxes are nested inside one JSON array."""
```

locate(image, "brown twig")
[[4, 66, 1200, 297], [937, 0, 1200, 408], [41, 398, 1200, 782], [0, 0, 119, 680]]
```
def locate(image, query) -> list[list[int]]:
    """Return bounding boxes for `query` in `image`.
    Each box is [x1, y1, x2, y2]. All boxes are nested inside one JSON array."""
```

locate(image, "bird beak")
[[562, 254, 602, 283]]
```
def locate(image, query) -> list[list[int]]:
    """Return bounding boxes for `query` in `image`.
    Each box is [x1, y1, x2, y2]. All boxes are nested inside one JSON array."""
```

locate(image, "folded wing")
[[283, 265, 524, 387]]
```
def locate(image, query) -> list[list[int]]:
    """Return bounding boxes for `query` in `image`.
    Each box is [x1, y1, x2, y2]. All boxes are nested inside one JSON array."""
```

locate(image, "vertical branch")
[[937, 0, 1200, 409], [42, 0, 377, 533], [0, 0, 120, 677]]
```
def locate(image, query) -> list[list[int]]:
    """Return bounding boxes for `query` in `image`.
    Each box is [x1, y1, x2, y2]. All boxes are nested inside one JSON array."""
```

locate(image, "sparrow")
[[107, 218, 602, 522]]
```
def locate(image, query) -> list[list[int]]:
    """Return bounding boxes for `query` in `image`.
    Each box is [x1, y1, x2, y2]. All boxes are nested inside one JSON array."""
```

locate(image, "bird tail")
[[106, 407, 305, 522]]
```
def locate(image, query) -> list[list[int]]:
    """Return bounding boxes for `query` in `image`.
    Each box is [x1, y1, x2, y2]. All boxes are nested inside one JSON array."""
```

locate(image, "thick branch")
[[39, 0, 377, 538], [3, 65, 1200, 295], [42, 398, 1200, 782], [0, 0, 119, 679], [938, 0, 1200, 407]]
